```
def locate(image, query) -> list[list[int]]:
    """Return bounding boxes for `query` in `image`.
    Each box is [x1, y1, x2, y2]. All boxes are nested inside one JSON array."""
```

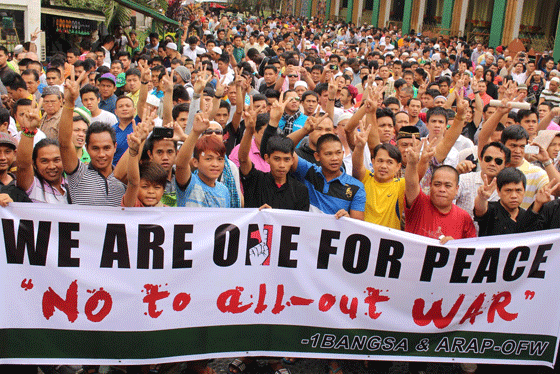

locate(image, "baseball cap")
[[116, 73, 126, 88], [73, 107, 92, 125], [98, 73, 116, 86], [212, 47, 222, 55], [0, 132, 17, 149]]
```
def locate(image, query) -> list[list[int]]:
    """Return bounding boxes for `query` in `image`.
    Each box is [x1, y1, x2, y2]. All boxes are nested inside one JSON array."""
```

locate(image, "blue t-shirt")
[[174, 173, 231, 208], [294, 158, 366, 214]]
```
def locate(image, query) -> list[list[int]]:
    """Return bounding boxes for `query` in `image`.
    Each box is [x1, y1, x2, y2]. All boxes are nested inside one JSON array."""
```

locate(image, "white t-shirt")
[[92, 110, 118, 126]]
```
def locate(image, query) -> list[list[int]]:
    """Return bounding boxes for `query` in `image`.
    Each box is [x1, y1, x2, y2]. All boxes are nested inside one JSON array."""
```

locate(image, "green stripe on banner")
[[1, 325, 556, 362]]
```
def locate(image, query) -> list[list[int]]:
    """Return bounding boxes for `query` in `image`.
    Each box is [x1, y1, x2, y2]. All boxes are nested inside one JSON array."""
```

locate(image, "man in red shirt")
[[404, 141, 477, 243]]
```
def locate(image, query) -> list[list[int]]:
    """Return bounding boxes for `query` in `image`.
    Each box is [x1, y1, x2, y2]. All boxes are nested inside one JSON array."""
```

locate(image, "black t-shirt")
[[241, 164, 310, 211], [0, 185, 32, 203], [475, 201, 539, 237], [537, 199, 560, 230], [258, 82, 275, 94]]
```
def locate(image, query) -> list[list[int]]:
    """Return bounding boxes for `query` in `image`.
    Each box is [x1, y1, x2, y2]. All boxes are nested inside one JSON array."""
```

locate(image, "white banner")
[[1, 203, 559, 367]]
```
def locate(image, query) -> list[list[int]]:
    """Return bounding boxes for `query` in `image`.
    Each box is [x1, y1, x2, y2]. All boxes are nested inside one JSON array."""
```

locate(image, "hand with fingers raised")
[[192, 112, 210, 134], [477, 174, 497, 201], [63, 66, 87, 105]]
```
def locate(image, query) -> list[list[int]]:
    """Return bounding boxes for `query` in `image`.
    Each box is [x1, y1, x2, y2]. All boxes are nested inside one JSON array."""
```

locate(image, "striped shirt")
[[518, 159, 549, 210], [67, 161, 126, 207], [540, 89, 560, 107]]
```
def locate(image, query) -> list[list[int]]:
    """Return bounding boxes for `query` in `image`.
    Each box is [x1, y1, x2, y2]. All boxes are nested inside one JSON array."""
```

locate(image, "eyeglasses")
[[483, 155, 504, 165], [203, 129, 223, 135], [287, 74, 298, 78]]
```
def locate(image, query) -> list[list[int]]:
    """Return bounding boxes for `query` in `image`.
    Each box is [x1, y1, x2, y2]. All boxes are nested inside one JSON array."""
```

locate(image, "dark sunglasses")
[[483, 155, 504, 165], [203, 129, 223, 135], [287, 74, 298, 78]]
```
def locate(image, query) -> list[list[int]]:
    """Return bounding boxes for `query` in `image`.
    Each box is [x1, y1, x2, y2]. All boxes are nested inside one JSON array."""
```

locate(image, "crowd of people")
[[2, 8, 560, 374]]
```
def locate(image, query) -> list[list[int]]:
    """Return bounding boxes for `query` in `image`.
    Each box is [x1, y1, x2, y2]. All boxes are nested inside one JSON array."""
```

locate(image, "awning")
[[41, 6, 106, 22], [112, 0, 180, 26]]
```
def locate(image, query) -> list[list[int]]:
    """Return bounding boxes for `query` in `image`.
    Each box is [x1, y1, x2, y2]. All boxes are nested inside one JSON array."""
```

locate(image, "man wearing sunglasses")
[[455, 142, 510, 232]]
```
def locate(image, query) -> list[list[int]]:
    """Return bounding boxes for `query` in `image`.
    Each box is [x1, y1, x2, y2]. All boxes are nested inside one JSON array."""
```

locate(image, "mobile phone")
[[524, 145, 540, 155], [153, 127, 174, 138], [329, 64, 338, 70]]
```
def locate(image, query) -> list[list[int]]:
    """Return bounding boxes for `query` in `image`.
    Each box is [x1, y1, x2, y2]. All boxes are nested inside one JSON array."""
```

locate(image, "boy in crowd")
[[80, 84, 117, 125], [174, 112, 232, 207], [238, 104, 309, 210], [122, 122, 168, 207]]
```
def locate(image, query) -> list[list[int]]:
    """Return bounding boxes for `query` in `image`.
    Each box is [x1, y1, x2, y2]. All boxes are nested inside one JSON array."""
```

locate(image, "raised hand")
[[242, 97, 257, 130], [141, 107, 158, 139], [63, 66, 87, 104], [215, 75, 227, 98], [420, 137, 437, 164], [407, 138, 424, 165], [161, 69, 173, 93], [304, 111, 329, 133], [456, 159, 476, 174], [139, 61, 152, 84], [192, 112, 210, 134], [30, 28, 42, 42], [270, 92, 288, 125], [354, 120, 372, 148], [477, 174, 497, 201], [194, 71, 212, 95], [533, 142, 552, 163], [455, 89, 468, 117], [127, 120, 142, 156], [328, 75, 338, 98], [22, 98, 42, 130], [535, 179, 559, 205]]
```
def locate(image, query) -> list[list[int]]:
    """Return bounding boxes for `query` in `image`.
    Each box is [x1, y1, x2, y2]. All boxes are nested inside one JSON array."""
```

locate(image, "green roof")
[[113, 0, 180, 26]]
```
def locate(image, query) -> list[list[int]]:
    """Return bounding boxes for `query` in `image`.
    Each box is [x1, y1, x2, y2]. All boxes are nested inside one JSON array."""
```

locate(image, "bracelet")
[[193, 93, 201, 99], [328, 98, 335, 101], [215, 95, 224, 99], [543, 159, 553, 167], [63, 105, 75, 110], [22, 127, 37, 137], [141, 81, 149, 85], [129, 150, 139, 157]]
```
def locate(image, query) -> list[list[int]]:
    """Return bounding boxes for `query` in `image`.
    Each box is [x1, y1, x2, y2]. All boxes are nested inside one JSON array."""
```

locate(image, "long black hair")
[[32, 138, 67, 202]]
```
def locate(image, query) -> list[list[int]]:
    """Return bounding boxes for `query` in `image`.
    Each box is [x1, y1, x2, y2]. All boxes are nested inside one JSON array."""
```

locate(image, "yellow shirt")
[[362, 173, 406, 230], [127, 90, 140, 108]]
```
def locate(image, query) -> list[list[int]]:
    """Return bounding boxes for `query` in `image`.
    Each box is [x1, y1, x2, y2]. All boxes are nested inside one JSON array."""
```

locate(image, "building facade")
[[283, 0, 560, 60]]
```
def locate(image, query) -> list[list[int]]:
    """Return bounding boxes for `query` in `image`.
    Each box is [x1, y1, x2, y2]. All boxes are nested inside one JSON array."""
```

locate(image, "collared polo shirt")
[[67, 161, 126, 206], [294, 158, 366, 214], [99, 95, 117, 114], [112, 122, 134, 166]]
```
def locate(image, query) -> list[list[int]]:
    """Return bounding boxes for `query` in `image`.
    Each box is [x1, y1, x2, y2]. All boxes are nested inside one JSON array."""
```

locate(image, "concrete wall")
[[1, 0, 42, 54]]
